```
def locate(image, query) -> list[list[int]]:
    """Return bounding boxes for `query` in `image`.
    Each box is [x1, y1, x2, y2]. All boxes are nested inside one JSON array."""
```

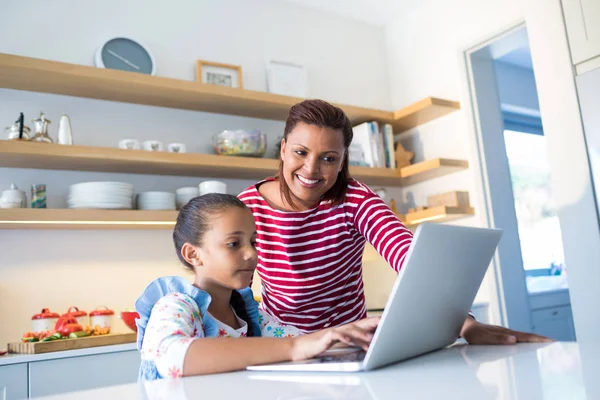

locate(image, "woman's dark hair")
[[173, 193, 255, 337], [277, 99, 353, 209]]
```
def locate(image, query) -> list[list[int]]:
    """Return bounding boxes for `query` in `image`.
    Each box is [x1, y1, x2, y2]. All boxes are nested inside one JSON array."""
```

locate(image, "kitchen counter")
[[33, 341, 599, 400], [0, 343, 137, 366]]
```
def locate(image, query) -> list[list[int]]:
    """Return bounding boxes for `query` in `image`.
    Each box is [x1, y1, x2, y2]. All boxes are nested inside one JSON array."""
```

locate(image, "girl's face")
[[194, 207, 258, 290], [281, 122, 346, 210]]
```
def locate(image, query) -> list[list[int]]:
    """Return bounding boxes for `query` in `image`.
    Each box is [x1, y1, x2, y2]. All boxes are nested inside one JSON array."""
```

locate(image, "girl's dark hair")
[[173, 193, 255, 337], [277, 99, 353, 209]]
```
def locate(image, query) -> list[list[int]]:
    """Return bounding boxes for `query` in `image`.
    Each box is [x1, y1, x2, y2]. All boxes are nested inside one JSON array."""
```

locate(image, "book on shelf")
[[350, 121, 397, 169]]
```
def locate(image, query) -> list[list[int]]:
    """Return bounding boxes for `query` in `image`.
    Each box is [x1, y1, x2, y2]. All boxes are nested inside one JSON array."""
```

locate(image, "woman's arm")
[[183, 317, 380, 376], [353, 187, 413, 272]]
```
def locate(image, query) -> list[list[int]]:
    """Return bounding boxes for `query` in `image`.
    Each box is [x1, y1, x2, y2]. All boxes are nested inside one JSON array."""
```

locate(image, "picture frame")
[[266, 60, 308, 98], [195, 60, 243, 89]]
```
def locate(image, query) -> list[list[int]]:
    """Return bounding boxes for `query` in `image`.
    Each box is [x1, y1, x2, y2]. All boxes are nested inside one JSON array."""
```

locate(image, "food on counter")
[[22, 329, 58, 342], [42, 332, 63, 342], [20, 324, 110, 343], [84, 324, 111, 336], [69, 331, 90, 339], [55, 315, 83, 337], [0, 349, 6, 356]]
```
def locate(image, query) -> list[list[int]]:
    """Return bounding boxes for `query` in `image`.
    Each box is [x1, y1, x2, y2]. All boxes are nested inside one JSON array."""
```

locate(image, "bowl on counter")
[[213, 130, 267, 157], [120, 311, 140, 332]]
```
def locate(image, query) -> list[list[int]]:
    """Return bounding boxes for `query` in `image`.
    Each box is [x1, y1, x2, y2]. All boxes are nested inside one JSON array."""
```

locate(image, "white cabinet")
[[562, 0, 600, 65], [28, 350, 139, 398], [0, 363, 28, 400], [532, 305, 576, 341]]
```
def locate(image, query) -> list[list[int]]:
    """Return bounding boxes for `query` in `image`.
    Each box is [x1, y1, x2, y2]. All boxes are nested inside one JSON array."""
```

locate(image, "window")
[[503, 124, 567, 291]]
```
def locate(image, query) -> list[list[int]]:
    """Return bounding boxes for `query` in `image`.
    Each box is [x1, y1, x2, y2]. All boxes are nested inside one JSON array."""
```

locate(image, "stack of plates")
[[136, 192, 176, 210], [68, 182, 134, 209]]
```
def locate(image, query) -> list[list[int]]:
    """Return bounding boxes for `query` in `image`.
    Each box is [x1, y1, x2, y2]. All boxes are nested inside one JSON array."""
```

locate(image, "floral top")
[[135, 276, 302, 380]]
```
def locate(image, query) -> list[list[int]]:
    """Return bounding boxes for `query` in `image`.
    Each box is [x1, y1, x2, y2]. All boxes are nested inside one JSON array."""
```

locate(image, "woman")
[[238, 99, 549, 345]]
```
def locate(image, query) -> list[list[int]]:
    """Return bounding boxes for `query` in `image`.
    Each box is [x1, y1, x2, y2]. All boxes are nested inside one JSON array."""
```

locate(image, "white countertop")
[[0, 343, 137, 366], [34, 341, 600, 399]]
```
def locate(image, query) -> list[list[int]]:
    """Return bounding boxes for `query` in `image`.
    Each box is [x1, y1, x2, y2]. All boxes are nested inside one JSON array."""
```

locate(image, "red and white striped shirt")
[[238, 178, 413, 333]]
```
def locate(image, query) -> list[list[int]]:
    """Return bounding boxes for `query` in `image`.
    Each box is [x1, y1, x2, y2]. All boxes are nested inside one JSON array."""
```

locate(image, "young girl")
[[135, 193, 379, 380]]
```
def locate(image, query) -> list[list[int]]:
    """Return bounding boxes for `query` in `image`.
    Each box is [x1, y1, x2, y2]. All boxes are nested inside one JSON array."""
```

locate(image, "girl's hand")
[[290, 317, 380, 361]]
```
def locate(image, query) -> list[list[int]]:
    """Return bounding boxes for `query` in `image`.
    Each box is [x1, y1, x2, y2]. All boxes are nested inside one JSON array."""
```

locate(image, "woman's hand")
[[290, 317, 380, 361], [460, 317, 554, 345]]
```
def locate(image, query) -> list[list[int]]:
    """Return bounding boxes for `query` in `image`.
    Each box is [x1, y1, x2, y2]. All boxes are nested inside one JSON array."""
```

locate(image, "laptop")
[[246, 223, 503, 372]]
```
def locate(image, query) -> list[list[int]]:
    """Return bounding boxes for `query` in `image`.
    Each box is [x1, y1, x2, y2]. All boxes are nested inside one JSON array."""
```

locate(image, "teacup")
[[118, 139, 140, 150], [142, 140, 163, 152], [168, 143, 186, 153]]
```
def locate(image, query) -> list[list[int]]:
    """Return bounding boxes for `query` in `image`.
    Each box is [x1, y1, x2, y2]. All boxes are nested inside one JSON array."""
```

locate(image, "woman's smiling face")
[[280, 122, 346, 210]]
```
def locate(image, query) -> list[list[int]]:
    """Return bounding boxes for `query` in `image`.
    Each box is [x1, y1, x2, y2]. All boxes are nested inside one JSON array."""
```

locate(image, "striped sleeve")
[[352, 187, 413, 272]]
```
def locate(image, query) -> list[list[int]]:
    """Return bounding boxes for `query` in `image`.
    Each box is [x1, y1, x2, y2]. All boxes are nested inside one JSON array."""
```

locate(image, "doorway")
[[464, 24, 575, 340]]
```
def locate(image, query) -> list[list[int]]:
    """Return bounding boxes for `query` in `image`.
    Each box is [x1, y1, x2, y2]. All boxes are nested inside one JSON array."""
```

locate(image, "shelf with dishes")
[[0, 206, 475, 230], [0, 141, 469, 187], [0, 53, 459, 134]]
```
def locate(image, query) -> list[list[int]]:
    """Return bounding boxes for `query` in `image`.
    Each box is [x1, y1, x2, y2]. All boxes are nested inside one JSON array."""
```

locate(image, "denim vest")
[[135, 276, 262, 380]]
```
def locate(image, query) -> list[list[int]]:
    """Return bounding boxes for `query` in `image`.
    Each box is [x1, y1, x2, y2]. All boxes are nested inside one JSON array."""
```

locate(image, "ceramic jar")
[[31, 308, 60, 332], [62, 306, 89, 327], [0, 183, 27, 208], [89, 306, 115, 329]]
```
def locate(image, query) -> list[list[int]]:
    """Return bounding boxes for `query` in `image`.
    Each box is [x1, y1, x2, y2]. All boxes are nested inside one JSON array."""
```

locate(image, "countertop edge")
[[0, 342, 137, 366]]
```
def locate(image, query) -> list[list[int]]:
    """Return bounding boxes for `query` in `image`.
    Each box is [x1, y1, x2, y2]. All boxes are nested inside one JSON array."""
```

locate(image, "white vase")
[[57, 114, 73, 145]]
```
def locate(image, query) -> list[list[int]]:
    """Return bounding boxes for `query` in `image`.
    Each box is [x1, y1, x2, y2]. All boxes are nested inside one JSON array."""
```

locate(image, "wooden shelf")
[[0, 53, 459, 133], [404, 206, 476, 227], [0, 206, 475, 230], [0, 209, 178, 229], [0, 141, 468, 187], [399, 158, 469, 186], [393, 97, 460, 133]]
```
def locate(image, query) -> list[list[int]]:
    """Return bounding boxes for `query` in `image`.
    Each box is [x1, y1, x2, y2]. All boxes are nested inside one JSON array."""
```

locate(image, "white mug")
[[168, 143, 186, 153], [142, 140, 163, 152], [199, 180, 227, 195], [118, 139, 140, 150]]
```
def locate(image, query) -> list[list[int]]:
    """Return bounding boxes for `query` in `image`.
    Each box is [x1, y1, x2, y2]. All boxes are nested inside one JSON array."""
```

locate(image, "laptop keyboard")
[[319, 350, 366, 363]]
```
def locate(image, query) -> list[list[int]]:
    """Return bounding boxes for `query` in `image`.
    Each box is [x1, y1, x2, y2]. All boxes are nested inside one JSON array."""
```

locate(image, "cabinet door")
[[0, 363, 28, 400], [532, 306, 576, 341], [29, 350, 140, 398], [562, 0, 600, 64]]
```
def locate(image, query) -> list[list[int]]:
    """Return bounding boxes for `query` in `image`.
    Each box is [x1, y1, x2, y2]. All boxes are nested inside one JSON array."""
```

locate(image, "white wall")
[[385, 0, 600, 342], [0, 0, 391, 346], [384, 1, 529, 322]]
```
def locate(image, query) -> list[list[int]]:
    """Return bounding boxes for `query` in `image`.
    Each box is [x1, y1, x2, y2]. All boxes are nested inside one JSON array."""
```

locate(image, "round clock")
[[95, 37, 155, 75]]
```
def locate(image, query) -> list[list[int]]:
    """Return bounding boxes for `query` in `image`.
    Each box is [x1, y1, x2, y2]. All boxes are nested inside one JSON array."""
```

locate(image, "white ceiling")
[[279, 0, 424, 26]]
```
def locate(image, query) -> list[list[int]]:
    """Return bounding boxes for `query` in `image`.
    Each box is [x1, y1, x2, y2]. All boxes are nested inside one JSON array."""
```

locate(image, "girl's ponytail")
[[230, 290, 255, 337]]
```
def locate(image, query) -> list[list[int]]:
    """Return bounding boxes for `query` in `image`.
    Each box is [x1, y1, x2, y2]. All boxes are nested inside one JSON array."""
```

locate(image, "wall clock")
[[95, 37, 155, 75]]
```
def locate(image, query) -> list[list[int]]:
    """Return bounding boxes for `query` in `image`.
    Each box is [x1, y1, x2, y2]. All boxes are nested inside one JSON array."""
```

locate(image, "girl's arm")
[[183, 317, 379, 376]]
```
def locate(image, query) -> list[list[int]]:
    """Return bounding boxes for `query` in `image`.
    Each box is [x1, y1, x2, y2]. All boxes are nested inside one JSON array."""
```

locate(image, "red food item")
[[55, 316, 78, 332], [0, 349, 7, 356], [58, 323, 83, 337]]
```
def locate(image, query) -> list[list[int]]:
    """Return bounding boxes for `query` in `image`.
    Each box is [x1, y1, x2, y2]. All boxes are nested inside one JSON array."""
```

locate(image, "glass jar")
[[30, 112, 53, 143]]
